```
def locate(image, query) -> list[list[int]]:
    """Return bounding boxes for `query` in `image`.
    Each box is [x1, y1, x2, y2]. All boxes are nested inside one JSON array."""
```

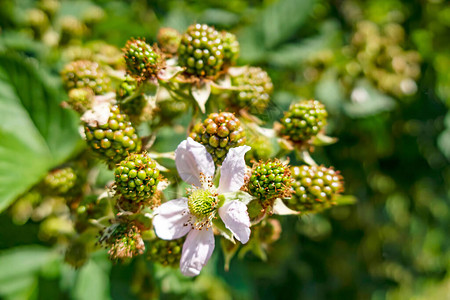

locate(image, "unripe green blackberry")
[[38, 0, 60, 20], [26, 8, 49, 39], [280, 100, 328, 142], [116, 76, 146, 124], [189, 112, 245, 164], [82, 6, 105, 27], [231, 67, 273, 114], [157, 27, 181, 56], [247, 160, 292, 205], [67, 87, 94, 113], [61, 60, 110, 95], [65, 237, 89, 268], [99, 222, 145, 260], [43, 167, 78, 195], [147, 237, 184, 267], [284, 165, 344, 213], [221, 31, 239, 65], [83, 105, 141, 168], [59, 16, 85, 45], [114, 153, 160, 203], [178, 24, 224, 77], [156, 98, 189, 123], [245, 133, 272, 164], [123, 38, 161, 81]]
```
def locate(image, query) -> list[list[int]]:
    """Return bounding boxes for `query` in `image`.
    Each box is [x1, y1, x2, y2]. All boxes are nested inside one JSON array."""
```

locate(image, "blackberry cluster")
[[99, 222, 145, 260], [147, 237, 184, 267], [284, 165, 344, 213], [221, 31, 239, 65], [114, 153, 160, 203], [178, 24, 224, 77], [247, 160, 292, 204], [280, 100, 328, 142], [116, 76, 146, 124], [61, 60, 110, 95], [190, 112, 245, 164], [157, 27, 181, 56], [231, 67, 273, 114], [84, 105, 141, 168], [123, 38, 161, 81], [67, 87, 94, 114], [43, 167, 78, 195]]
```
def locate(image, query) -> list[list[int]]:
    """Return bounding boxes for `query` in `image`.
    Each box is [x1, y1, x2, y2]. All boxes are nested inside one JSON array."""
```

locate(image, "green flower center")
[[188, 189, 217, 218]]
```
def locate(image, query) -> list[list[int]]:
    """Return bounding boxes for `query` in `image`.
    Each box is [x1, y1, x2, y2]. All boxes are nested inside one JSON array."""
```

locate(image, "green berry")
[[245, 133, 273, 164], [189, 112, 245, 164], [231, 67, 273, 114], [83, 105, 141, 168], [99, 222, 145, 260], [123, 38, 161, 81], [157, 27, 181, 56], [178, 24, 224, 77], [284, 165, 344, 213], [67, 87, 94, 113], [221, 31, 239, 65], [64, 237, 88, 269], [147, 237, 184, 267], [280, 100, 328, 142], [25, 8, 49, 39], [247, 160, 292, 205], [61, 60, 110, 95], [59, 16, 85, 45], [114, 153, 160, 202], [116, 76, 146, 124], [43, 167, 78, 195]]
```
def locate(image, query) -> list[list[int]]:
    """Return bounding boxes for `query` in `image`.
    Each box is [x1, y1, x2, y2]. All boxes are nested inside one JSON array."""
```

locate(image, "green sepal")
[[296, 149, 317, 166], [219, 191, 254, 206], [221, 238, 240, 272], [238, 233, 267, 262], [312, 133, 338, 146], [191, 81, 211, 113], [212, 217, 235, 243], [334, 195, 357, 206]]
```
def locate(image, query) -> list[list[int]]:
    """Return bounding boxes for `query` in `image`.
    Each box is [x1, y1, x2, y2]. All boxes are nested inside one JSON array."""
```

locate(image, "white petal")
[[80, 102, 110, 127], [180, 229, 215, 277], [153, 198, 192, 240], [218, 146, 251, 193], [218, 200, 251, 244], [175, 138, 215, 186], [272, 198, 300, 215]]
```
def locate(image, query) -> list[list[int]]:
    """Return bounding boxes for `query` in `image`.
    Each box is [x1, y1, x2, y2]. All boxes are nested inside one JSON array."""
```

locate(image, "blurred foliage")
[[0, 0, 449, 299]]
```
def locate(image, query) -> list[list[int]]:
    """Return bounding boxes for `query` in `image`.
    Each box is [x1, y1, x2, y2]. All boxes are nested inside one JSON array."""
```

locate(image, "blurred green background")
[[0, 0, 449, 299]]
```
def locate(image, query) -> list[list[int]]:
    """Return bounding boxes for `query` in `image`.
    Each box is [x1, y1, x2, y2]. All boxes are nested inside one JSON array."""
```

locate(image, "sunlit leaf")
[[0, 53, 82, 212]]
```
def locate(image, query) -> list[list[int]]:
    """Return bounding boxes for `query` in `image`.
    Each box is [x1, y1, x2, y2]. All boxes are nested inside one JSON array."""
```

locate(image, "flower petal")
[[218, 146, 251, 194], [218, 200, 251, 244], [175, 138, 215, 186], [153, 198, 192, 240], [180, 229, 215, 277]]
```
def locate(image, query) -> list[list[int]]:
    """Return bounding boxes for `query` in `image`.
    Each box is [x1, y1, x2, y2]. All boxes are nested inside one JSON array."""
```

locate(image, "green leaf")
[[262, 0, 316, 48], [0, 246, 55, 282], [73, 253, 111, 300], [0, 53, 82, 212], [315, 69, 345, 114], [343, 80, 396, 118]]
